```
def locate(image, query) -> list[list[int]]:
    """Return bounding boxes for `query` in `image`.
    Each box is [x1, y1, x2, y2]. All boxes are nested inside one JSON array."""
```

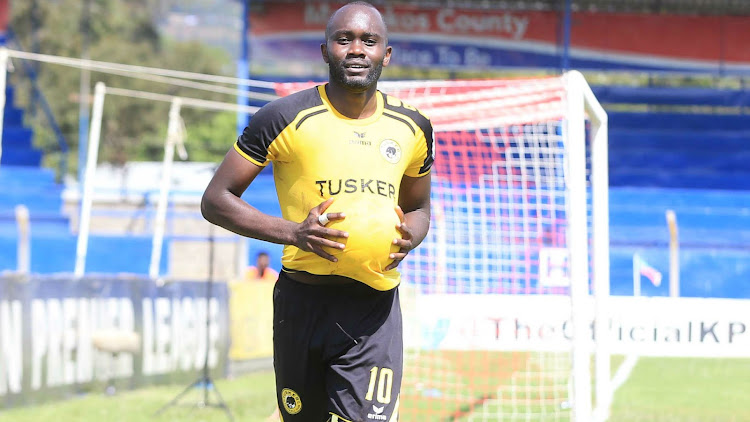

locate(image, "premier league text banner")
[[0, 274, 230, 408]]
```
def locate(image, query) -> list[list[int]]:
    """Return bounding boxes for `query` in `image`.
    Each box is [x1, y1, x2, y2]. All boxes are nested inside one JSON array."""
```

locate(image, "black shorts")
[[273, 271, 403, 422]]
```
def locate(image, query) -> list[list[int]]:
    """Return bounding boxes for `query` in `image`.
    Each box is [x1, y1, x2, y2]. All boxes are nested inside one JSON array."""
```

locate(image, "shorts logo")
[[380, 139, 401, 164], [368, 404, 387, 420], [281, 388, 302, 415]]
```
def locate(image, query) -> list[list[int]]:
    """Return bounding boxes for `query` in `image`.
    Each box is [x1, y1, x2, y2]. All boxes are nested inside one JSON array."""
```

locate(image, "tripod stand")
[[154, 225, 234, 421]]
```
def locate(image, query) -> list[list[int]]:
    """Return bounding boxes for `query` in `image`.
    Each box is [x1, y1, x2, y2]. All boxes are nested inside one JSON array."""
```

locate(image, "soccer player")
[[201, 2, 433, 421]]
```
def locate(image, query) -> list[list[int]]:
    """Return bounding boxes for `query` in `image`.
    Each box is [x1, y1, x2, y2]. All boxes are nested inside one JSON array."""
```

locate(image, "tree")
[[9, 0, 238, 177]]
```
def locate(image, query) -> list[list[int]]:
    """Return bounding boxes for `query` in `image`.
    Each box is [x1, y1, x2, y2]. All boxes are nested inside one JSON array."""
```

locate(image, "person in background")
[[245, 251, 279, 282]]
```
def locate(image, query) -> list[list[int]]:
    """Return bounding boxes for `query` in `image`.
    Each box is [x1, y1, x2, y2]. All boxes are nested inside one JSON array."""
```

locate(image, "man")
[[245, 251, 280, 282], [201, 2, 433, 421]]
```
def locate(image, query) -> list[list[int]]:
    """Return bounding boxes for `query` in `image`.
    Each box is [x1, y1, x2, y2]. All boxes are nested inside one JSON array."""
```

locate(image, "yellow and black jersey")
[[235, 84, 434, 290]]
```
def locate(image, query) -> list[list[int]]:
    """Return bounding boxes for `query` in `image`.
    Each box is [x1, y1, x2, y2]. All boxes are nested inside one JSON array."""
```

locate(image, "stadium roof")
[[258, 0, 750, 15]]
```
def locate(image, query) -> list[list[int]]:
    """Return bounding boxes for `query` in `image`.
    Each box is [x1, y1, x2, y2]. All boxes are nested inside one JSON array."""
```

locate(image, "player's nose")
[[347, 39, 365, 57]]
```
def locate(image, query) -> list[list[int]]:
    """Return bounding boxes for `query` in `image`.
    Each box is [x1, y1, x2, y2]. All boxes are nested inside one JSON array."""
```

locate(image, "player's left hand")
[[385, 206, 414, 271]]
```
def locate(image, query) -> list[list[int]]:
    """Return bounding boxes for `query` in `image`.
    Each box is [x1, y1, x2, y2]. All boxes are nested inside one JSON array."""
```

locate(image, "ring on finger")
[[318, 213, 330, 226]]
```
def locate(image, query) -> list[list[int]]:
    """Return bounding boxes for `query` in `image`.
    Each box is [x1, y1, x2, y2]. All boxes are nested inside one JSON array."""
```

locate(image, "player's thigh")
[[326, 291, 403, 422], [273, 275, 329, 421], [327, 356, 403, 422]]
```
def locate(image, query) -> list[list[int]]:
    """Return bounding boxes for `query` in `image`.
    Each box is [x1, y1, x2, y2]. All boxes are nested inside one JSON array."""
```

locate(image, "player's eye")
[[364, 39, 377, 46], [337, 37, 350, 44]]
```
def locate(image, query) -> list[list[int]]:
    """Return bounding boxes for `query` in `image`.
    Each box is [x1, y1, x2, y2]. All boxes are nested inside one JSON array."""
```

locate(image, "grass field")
[[3, 372, 278, 422], [4, 356, 750, 421], [608, 357, 750, 422]]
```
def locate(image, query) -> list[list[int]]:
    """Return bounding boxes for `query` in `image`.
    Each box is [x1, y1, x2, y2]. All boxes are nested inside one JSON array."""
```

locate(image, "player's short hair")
[[325, 1, 389, 43]]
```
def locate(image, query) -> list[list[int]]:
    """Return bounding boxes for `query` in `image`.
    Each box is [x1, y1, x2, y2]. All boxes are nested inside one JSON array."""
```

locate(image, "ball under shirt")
[[234, 84, 434, 290]]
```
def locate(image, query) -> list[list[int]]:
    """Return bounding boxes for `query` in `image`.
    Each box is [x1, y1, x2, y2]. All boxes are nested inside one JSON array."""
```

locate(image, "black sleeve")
[[418, 119, 435, 175], [384, 94, 435, 175], [235, 87, 325, 165], [235, 101, 292, 165]]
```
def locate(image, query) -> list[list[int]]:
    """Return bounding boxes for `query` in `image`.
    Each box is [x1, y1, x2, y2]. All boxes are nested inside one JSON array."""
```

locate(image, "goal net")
[[376, 74, 608, 422]]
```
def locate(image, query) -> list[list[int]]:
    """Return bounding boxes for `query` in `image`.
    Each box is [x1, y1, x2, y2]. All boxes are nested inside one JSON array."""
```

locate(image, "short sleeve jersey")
[[235, 84, 434, 291]]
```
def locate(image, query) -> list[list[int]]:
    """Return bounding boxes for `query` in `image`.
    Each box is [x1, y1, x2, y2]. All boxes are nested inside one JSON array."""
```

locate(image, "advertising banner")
[[410, 294, 750, 357], [0, 0, 7, 39], [249, 2, 750, 74], [0, 274, 230, 408]]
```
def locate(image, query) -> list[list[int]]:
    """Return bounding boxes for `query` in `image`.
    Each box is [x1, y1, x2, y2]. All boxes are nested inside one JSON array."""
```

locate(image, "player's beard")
[[328, 55, 384, 93]]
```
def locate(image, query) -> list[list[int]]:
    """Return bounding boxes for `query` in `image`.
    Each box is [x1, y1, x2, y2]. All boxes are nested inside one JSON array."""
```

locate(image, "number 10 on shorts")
[[365, 366, 393, 404]]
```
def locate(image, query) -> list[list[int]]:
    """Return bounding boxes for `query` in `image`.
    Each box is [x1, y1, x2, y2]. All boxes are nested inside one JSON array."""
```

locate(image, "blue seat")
[[0, 233, 169, 274], [0, 146, 42, 166], [0, 212, 71, 236], [601, 85, 750, 190], [1, 85, 44, 166], [609, 112, 750, 131], [0, 166, 65, 214], [593, 86, 750, 108], [2, 126, 34, 147], [609, 129, 750, 150], [0, 165, 57, 184], [4, 107, 24, 126]]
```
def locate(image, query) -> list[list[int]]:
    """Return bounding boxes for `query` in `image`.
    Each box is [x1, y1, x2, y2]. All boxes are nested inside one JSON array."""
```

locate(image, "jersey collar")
[[318, 84, 384, 126]]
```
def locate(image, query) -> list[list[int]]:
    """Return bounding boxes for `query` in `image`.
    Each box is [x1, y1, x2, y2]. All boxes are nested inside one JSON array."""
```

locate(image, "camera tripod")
[[154, 225, 234, 421]]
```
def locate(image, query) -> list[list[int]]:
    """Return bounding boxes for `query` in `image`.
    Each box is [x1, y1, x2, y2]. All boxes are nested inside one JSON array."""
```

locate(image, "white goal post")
[[568, 70, 611, 422]]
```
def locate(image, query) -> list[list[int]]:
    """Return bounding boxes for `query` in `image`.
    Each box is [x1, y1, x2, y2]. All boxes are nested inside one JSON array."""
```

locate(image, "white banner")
[[408, 295, 750, 357], [0, 275, 230, 408]]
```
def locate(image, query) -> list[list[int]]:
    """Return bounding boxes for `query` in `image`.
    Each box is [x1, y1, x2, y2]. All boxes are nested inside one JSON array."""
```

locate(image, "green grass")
[[4, 356, 750, 422], [2, 372, 278, 422], [608, 357, 750, 422]]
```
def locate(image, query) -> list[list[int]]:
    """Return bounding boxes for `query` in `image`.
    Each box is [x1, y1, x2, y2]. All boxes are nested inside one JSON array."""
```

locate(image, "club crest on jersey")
[[379, 139, 401, 164], [281, 388, 302, 414]]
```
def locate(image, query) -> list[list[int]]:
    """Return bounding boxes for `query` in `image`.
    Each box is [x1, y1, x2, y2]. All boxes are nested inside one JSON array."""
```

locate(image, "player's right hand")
[[294, 198, 348, 262]]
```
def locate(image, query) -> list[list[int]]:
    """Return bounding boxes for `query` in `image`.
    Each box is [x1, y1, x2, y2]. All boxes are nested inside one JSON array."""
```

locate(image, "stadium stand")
[[0, 86, 41, 167], [0, 84, 168, 275], [2, 77, 749, 297], [609, 188, 750, 298], [597, 84, 750, 298], [0, 84, 69, 270], [596, 85, 750, 189]]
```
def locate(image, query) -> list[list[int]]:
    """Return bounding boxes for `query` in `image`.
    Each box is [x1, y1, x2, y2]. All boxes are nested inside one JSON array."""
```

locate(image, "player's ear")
[[382, 45, 392, 67], [321, 43, 330, 64]]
